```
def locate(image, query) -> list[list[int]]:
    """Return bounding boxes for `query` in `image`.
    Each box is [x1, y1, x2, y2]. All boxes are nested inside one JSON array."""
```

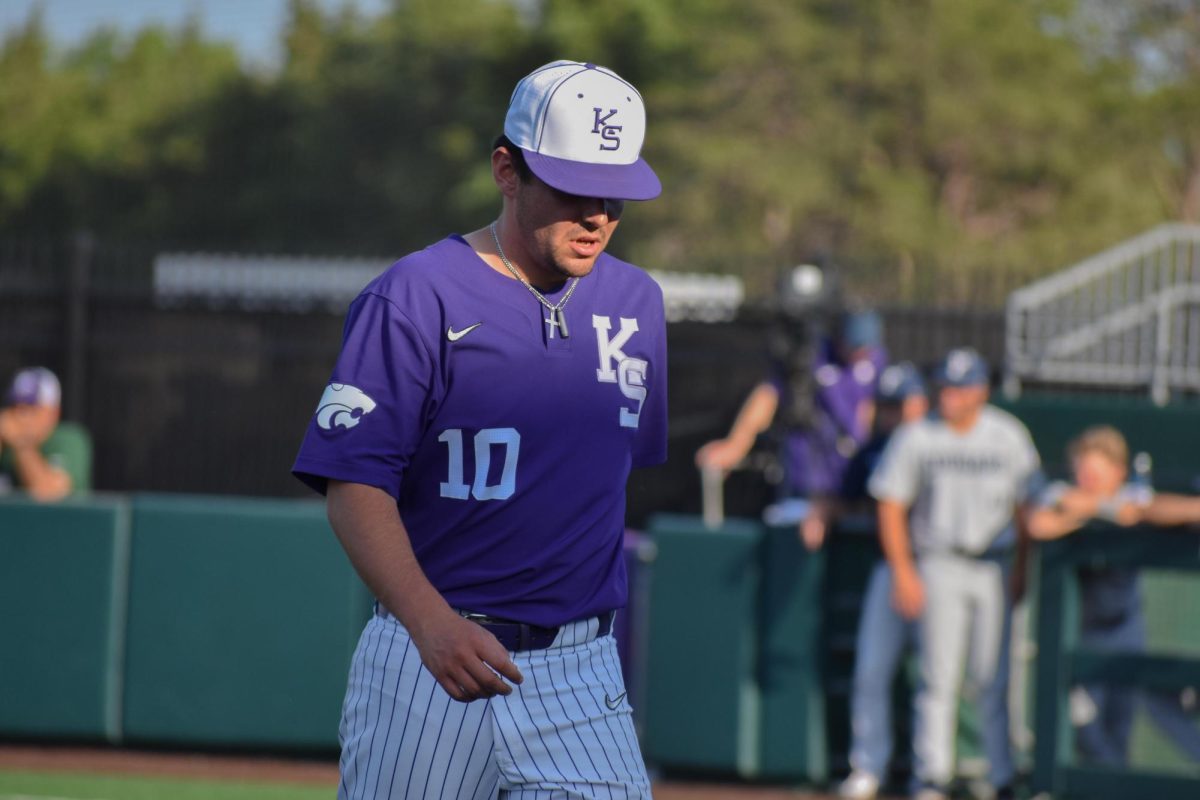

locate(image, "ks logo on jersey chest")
[[593, 314, 647, 429]]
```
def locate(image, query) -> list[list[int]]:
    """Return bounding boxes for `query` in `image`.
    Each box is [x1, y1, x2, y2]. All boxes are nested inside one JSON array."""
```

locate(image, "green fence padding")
[[1032, 525, 1200, 798], [757, 525, 827, 782], [1071, 652, 1200, 689], [1131, 568, 1200, 772], [1141, 568, 1200, 656], [822, 518, 886, 774], [996, 394, 1200, 491], [1059, 764, 1200, 798], [0, 495, 130, 740], [642, 514, 763, 776], [121, 494, 371, 749]]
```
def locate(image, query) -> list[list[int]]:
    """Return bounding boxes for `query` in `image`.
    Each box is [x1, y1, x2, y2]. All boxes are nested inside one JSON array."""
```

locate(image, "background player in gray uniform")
[[837, 363, 929, 800], [869, 348, 1040, 800]]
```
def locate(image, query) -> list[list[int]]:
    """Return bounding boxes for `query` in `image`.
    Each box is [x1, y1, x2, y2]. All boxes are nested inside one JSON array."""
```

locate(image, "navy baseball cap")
[[504, 61, 661, 201], [7, 367, 61, 407], [876, 362, 926, 403], [841, 310, 883, 350], [933, 348, 989, 387]]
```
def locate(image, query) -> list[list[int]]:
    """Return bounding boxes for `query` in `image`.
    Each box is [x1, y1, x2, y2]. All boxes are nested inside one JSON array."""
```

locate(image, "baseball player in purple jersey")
[[293, 61, 666, 799]]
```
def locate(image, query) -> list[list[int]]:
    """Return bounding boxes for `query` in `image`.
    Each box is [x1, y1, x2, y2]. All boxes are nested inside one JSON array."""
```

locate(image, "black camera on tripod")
[[767, 262, 843, 434]]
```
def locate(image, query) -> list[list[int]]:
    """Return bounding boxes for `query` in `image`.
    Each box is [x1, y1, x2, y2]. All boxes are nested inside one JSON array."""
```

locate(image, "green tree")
[[2, 0, 1197, 306]]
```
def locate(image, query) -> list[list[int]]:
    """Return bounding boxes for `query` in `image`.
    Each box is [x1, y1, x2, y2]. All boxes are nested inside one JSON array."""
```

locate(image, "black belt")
[[948, 544, 1014, 560], [459, 610, 615, 652]]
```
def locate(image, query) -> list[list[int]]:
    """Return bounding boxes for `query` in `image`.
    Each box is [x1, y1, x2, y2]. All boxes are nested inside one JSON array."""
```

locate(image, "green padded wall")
[[0, 495, 130, 740], [122, 494, 371, 749], [1031, 525, 1200, 798], [642, 514, 763, 776], [757, 525, 827, 781], [822, 517, 886, 775], [996, 395, 1200, 492], [1117, 568, 1200, 774]]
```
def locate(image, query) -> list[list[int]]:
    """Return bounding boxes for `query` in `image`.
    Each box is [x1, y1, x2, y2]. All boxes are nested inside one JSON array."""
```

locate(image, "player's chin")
[[554, 251, 603, 278]]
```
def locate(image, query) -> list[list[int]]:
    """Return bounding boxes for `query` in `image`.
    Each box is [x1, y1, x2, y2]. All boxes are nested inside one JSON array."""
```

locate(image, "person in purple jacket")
[[293, 60, 667, 799], [696, 309, 887, 547]]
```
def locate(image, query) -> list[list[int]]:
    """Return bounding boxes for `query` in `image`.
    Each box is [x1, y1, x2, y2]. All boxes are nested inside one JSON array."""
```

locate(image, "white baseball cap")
[[504, 60, 661, 201]]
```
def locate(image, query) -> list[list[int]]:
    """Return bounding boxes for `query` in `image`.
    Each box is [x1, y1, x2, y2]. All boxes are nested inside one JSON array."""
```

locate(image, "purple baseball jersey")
[[293, 235, 667, 627], [777, 341, 887, 496]]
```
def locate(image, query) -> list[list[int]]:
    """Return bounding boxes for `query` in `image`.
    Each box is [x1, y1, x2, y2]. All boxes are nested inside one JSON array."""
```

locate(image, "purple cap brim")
[[522, 149, 662, 201]]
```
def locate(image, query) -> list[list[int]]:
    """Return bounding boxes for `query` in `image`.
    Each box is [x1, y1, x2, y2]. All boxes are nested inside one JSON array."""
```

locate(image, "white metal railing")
[[1005, 224, 1200, 405], [152, 253, 743, 322]]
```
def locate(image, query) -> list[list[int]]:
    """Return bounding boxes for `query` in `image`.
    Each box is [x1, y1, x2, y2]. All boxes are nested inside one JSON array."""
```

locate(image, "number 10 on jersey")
[[438, 428, 521, 501]]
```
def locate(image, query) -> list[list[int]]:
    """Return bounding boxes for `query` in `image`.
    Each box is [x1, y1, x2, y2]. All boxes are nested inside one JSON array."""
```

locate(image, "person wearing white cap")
[[0, 366, 92, 502], [292, 61, 665, 798], [868, 348, 1040, 800]]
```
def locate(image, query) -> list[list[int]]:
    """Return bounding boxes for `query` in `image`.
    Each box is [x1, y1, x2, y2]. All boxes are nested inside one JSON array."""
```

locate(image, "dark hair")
[[492, 134, 532, 182]]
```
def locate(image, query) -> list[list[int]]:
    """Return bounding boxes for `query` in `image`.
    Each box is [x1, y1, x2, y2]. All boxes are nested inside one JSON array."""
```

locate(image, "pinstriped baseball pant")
[[337, 611, 651, 799]]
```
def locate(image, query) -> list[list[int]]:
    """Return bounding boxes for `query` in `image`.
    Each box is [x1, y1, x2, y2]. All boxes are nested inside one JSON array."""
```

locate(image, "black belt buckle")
[[460, 610, 615, 652]]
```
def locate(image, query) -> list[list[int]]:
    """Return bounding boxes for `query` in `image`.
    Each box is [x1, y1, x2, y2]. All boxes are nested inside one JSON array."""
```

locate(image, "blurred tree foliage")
[[1, 0, 1198, 302]]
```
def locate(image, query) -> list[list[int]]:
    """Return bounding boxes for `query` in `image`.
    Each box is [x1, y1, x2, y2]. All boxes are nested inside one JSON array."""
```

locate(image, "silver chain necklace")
[[490, 221, 580, 339]]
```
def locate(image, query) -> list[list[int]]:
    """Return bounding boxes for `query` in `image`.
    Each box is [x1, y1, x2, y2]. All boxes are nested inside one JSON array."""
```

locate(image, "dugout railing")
[[1032, 523, 1200, 798]]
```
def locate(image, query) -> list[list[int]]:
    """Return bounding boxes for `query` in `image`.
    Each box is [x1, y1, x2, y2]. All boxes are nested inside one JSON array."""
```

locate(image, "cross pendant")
[[544, 309, 569, 339]]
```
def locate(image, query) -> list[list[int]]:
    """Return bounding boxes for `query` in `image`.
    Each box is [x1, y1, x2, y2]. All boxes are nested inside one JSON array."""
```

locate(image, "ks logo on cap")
[[591, 108, 622, 151]]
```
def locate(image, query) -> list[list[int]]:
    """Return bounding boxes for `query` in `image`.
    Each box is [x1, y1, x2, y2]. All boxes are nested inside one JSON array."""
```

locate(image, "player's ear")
[[492, 147, 521, 199]]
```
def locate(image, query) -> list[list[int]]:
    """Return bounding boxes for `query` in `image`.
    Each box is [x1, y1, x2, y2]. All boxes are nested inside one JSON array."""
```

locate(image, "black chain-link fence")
[[0, 235, 1006, 525]]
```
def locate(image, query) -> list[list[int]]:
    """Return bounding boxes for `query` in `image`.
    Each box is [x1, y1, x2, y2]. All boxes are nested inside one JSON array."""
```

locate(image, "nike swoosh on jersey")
[[604, 691, 627, 710], [446, 322, 483, 342]]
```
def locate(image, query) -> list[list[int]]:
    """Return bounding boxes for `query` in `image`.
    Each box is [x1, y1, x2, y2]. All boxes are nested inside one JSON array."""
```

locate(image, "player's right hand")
[[694, 438, 744, 472], [892, 567, 925, 620], [410, 609, 524, 703], [1113, 501, 1143, 527]]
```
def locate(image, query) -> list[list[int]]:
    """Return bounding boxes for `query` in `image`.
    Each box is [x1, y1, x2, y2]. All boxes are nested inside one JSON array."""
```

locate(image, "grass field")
[[0, 769, 334, 800], [0, 747, 829, 800], [0, 767, 827, 800]]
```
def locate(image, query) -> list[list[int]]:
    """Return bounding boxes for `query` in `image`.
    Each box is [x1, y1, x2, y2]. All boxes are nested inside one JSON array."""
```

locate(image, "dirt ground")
[[0, 744, 836, 798]]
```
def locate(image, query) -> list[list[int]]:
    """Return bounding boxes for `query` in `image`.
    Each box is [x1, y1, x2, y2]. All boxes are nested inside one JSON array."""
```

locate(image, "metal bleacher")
[[1005, 225, 1200, 404]]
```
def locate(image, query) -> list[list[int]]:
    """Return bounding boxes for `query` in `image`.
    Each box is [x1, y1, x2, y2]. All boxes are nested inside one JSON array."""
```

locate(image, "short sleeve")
[[292, 292, 439, 499], [1034, 481, 1070, 510], [632, 285, 668, 468], [868, 424, 921, 504], [44, 423, 93, 493]]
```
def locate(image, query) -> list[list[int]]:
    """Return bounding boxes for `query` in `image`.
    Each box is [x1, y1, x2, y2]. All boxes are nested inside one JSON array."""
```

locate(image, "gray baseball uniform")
[[869, 405, 1040, 789]]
